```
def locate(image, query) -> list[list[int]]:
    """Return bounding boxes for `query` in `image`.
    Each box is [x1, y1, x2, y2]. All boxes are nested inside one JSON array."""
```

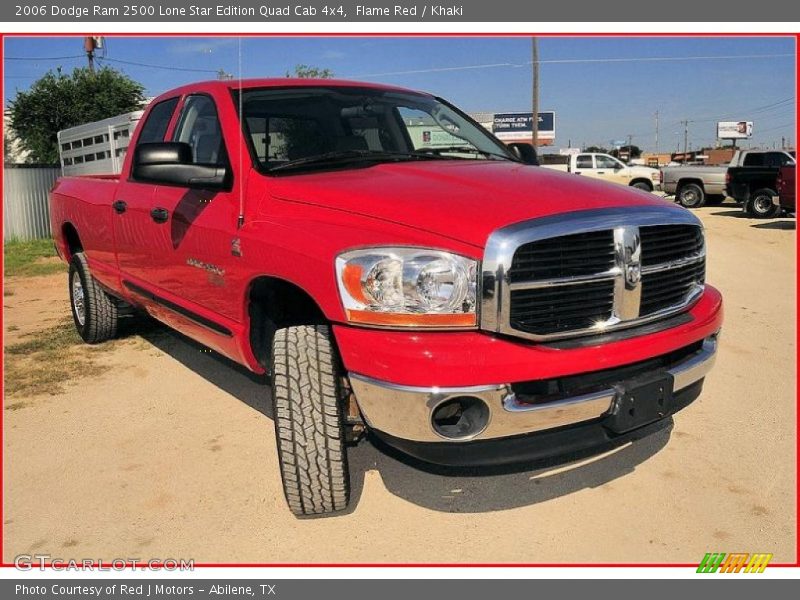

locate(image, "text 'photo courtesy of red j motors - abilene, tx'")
[[0, 32, 797, 569]]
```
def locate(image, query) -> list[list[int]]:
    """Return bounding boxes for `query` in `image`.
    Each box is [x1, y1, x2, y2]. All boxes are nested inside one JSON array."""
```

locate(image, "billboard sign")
[[717, 121, 753, 140], [493, 112, 556, 141]]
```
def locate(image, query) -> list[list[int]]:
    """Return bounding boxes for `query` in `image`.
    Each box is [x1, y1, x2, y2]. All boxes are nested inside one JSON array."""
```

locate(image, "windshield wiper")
[[413, 146, 514, 161], [267, 149, 449, 173]]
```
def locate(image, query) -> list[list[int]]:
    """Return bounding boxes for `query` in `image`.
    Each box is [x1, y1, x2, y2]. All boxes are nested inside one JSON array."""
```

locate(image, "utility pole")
[[681, 119, 690, 162], [531, 37, 539, 150], [84, 36, 97, 72], [654, 110, 659, 155]]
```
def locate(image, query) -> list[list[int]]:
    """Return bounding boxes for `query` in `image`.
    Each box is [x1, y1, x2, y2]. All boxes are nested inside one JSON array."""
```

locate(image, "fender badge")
[[231, 237, 242, 257]]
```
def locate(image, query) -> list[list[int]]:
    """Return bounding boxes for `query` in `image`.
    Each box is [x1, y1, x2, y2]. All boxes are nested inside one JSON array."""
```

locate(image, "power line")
[[97, 56, 217, 74], [4, 55, 84, 61], [348, 53, 794, 78], [752, 122, 795, 135]]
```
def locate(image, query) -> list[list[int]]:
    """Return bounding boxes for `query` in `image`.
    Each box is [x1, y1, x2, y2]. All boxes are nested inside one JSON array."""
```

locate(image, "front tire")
[[271, 325, 350, 516], [746, 188, 780, 218], [631, 181, 653, 192], [68, 252, 119, 344], [677, 183, 706, 208]]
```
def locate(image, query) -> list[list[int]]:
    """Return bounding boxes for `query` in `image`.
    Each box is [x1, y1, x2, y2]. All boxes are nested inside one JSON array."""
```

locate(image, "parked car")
[[541, 152, 661, 191], [49, 79, 723, 516], [660, 165, 728, 208], [726, 150, 796, 218], [775, 165, 796, 214]]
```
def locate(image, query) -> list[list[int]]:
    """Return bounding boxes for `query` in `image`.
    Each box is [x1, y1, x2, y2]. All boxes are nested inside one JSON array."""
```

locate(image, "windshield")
[[238, 86, 517, 173]]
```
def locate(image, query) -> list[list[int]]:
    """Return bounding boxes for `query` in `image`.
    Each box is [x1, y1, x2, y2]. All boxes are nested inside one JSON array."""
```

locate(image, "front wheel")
[[631, 181, 653, 192], [68, 252, 119, 344], [677, 183, 706, 208], [271, 325, 350, 516], [746, 188, 780, 218]]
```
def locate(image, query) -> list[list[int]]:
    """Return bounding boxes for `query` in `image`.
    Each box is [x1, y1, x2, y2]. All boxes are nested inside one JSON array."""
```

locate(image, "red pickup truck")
[[50, 79, 723, 516]]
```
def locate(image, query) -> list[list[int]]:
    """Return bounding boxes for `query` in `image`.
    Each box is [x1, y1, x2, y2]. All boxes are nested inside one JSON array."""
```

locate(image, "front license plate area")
[[606, 374, 674, 434]]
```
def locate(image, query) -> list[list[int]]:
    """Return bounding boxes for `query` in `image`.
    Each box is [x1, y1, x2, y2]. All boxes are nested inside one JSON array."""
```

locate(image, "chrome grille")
[[640, 224, 704, 266], [509, 230, 615, 281], [481, 206, 706, 342], [510, 280, 615, 335]]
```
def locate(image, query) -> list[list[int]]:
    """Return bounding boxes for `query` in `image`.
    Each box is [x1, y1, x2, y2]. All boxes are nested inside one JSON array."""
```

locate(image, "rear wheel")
[[746, 188, 780, 218], [68, 252, 119, 344], [677, 183, 706, 208], [271, 324, 350, 516]]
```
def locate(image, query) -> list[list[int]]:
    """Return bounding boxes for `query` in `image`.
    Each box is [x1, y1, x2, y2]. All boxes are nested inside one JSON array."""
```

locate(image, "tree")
[[585, 145, 609, 154], [610, 145, 642, 160], [8, 67, 145, 164], [286, 64, 334, 79]]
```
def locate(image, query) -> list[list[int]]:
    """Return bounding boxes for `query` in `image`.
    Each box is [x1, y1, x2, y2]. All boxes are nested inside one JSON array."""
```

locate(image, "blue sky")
[[4, 36, 796, 152]]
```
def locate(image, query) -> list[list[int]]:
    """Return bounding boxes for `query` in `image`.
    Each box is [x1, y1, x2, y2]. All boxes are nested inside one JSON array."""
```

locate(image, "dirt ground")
[[2, 204, 796, 564]]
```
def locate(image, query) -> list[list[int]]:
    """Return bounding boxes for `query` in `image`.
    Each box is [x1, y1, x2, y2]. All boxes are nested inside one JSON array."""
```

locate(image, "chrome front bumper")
[[349, 334, 718, 443]]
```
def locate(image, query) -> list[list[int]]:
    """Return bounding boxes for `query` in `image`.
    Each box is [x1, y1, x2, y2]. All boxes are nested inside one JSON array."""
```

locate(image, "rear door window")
[[743, 153, 765, 167], [137, 97, 179, 144], [575, 155, 594, 169]]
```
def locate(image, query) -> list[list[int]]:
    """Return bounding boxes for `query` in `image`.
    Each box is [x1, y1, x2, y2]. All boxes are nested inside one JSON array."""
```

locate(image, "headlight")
[[336, 248, 478, 328]]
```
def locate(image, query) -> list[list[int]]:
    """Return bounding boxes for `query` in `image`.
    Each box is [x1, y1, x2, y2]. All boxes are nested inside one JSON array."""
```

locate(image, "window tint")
[[765, 152, 794, 167], [173, 95, 226, 165], [743, 153, 765, 167], [137, 97, 179, 145], [575, 155, 593, 169]]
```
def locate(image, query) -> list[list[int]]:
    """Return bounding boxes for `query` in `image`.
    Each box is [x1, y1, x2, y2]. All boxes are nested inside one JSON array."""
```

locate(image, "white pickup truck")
[[541, 152, 661, 192]]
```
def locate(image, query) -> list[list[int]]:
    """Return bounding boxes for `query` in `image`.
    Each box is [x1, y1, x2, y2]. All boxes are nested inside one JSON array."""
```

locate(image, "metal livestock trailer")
[[57, 111, 144, 176]]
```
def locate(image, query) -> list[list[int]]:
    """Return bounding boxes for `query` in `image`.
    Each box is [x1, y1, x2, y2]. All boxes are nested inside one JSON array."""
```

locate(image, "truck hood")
[[267, 160, 675, 248]]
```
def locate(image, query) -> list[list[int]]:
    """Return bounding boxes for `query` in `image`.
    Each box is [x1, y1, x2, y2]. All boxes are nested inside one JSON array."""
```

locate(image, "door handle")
[[597, 171, 606, 174], [112, 200, 127, 214], [150, 207, 169, 223]]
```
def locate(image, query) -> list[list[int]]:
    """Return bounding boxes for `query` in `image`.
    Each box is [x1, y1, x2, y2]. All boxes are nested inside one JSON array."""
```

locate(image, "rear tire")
[[271, 325, 350, 516], [68, 252, 119, 344], [746, 188, 780, 218], [677, 183, 706, 208]]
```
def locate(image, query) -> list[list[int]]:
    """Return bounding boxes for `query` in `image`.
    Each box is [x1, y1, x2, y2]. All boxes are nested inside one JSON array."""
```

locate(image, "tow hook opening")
[[431, 396, 490, 440]]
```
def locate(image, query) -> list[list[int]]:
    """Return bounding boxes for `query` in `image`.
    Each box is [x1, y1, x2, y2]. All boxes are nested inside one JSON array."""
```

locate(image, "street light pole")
[[531, 37, 539, 150]]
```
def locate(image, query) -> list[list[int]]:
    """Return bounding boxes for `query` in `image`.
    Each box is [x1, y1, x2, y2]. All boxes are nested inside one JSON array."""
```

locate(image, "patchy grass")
[[3, 317, 160, 402], [3, 319, 108, 400], [4, 238, 63, 278]]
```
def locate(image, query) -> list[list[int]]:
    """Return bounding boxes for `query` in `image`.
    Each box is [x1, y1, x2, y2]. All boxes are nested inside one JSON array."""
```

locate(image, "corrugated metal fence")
[[3, 165, 60, 240]]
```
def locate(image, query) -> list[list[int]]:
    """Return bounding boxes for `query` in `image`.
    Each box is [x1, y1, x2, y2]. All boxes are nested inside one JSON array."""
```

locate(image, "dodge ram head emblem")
[[625, 262, 642, 287]]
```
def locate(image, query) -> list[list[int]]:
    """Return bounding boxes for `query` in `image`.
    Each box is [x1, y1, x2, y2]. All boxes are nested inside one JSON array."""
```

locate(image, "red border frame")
[[0, 31, 797, 570]]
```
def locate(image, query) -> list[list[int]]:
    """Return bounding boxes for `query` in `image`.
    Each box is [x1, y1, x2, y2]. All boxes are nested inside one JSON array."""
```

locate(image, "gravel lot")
[[3, 203, 796, 564]]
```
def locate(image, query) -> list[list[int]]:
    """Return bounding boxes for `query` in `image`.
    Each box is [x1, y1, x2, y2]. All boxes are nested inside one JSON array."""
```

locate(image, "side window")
[[595, 155, 620, 169], [173, 95, 226, 166], [575, 155, 594, 169], [137, 98, 179, 144], [766, 152, 794, 167], [743, 153, 765, 167]]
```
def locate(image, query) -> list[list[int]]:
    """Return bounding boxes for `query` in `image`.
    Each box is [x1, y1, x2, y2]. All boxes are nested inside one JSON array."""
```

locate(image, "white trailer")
[[57, 111, 144, 176]]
